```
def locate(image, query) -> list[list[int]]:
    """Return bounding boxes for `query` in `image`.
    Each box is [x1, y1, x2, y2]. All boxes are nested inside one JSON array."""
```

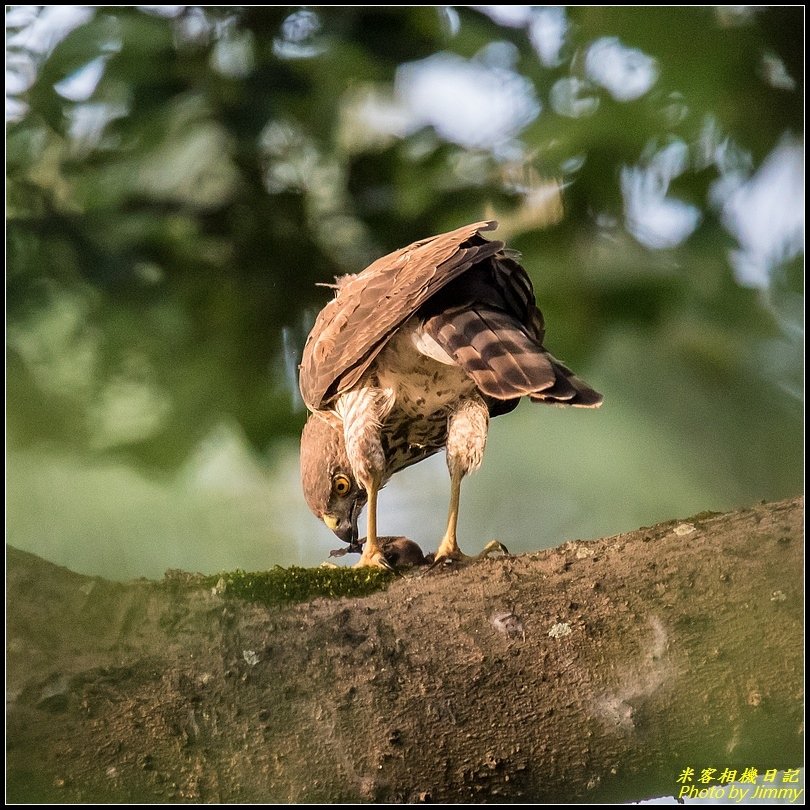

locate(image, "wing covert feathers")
[[299, 221, 501, 410]]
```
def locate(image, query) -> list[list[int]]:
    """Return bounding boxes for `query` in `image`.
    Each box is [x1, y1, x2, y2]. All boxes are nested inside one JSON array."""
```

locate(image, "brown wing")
[[299, 221, 503, 410]]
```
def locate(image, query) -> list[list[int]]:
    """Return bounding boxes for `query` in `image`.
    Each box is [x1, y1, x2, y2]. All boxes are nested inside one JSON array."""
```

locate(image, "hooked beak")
[[323, 513, 358, 544], [322, 496, 365, 546]]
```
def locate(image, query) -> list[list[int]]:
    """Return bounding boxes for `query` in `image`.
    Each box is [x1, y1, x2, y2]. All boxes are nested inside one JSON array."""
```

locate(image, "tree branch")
[[6, 497, 803, 803]]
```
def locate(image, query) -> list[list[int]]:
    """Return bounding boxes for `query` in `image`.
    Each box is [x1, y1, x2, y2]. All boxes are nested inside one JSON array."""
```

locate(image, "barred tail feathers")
[[423, 306, 601, 406], [530, 356, 603, 408]]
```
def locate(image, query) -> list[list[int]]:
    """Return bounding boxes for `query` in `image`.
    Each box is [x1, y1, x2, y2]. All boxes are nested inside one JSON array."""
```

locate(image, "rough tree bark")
[[6, 497, 803, 803]]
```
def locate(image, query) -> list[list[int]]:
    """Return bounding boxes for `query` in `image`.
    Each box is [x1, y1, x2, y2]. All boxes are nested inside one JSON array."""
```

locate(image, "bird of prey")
[[299, 221, 602, 569]]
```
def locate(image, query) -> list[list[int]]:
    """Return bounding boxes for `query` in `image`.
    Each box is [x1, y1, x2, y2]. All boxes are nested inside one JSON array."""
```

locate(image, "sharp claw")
[[423, 551, 466, 575], [370, 550, 395, 572], [423, 540, 510, 574], [355, 549, 394, 572], [479, 540, 510, 558]]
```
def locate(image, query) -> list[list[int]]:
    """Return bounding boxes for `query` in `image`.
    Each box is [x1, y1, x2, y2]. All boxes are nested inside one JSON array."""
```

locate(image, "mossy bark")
[[6, 497, 803, 803]]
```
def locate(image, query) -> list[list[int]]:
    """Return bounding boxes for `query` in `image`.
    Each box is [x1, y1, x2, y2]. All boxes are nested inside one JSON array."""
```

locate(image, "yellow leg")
[[431, 467, 510, 568], [356, 479, 392, 570], [435, 468, 464, 561]]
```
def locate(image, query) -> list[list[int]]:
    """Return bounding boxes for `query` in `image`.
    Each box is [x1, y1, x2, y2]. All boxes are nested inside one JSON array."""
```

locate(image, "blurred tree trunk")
[[6, 497, 803, 804]]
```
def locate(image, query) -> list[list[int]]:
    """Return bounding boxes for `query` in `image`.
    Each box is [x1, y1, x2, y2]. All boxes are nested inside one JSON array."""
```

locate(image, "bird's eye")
[[332, 474, 352, 497]]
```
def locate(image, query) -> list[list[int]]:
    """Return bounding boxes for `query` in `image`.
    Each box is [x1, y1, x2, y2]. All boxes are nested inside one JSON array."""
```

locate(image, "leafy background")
[[6, 6, 803, 579]]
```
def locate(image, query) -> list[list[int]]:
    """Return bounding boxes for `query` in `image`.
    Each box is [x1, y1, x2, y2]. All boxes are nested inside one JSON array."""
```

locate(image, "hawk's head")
[[300, 413, 367, 546]]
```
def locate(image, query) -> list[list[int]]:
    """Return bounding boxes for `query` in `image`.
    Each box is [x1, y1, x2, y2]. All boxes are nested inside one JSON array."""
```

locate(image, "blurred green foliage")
[[6, 6, 803, 574]]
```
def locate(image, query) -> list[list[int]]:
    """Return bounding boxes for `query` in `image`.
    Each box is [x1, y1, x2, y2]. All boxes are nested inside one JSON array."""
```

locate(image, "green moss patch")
[[204, 566, 395, 607]]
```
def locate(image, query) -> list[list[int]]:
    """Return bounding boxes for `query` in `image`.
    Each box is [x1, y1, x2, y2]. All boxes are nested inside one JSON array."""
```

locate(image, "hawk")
[[299, 221, 602, 569]]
